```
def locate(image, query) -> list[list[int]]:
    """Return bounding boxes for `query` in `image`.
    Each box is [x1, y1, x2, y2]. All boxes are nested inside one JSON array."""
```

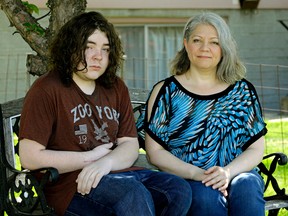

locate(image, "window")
[[116, 25, 184, 89]]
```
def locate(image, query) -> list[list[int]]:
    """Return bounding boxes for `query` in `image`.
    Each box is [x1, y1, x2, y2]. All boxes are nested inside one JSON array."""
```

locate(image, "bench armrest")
[[258, 152, 287, 199], [3, 165, 59, 215]]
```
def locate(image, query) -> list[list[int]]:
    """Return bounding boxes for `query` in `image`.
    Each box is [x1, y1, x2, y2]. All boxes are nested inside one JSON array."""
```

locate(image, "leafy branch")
[[22, 1, 39, 14], [22, 22, 45, 36]]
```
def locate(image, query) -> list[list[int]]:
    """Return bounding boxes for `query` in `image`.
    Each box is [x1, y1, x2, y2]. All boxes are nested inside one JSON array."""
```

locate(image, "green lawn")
[[264, 119, 288, 216]]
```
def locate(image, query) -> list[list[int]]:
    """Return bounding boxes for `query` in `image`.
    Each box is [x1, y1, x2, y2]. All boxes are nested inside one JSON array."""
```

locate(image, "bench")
[[0, 88, 287, 215], [0, 97, 58, 215]]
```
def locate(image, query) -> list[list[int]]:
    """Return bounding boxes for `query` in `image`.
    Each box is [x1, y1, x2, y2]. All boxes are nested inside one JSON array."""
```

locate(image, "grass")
[[263, 119, 288, 216]]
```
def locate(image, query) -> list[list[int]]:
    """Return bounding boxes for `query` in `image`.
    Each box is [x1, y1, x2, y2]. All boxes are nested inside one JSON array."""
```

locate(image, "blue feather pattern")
[[143, 77, 266, 169]]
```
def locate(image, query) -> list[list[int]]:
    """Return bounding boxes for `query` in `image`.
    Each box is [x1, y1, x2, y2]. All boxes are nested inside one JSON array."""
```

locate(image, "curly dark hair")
[[48, 11, 124, 87]]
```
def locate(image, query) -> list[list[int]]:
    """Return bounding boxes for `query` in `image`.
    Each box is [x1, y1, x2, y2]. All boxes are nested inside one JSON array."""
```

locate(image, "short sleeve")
[[117, 80, 138, 138], [241, 81, 267, 150], [145, 83, 172, 149], [19, 81, 56, 147]]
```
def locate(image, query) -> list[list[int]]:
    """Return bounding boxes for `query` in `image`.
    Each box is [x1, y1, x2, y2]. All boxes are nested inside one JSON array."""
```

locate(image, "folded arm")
[[20, 137, 139, 194], [20, 137, 139, 174]]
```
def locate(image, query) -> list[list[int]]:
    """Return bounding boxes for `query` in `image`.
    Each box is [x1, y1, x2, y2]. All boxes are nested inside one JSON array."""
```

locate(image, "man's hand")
[[76, 159, 112, 195], [76, 143, 114, 195]]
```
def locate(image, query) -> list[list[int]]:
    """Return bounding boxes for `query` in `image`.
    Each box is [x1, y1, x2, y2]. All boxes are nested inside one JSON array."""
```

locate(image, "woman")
[[140, 12, 267, 216]]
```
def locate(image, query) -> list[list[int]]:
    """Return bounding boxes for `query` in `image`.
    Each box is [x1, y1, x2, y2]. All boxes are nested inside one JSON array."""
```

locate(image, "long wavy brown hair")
[[48, 11, 124, 87]]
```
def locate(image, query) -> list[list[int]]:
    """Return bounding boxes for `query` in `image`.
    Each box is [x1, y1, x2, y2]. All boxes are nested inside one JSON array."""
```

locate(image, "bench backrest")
[[0, 97, 56, 215], [0, 98, 24, 176], [0, 98, 29, 215]]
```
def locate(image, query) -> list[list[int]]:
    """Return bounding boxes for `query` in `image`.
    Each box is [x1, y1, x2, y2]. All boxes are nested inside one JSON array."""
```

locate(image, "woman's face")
[[184, 24, 222, 72], [75, 29, 110, 82]]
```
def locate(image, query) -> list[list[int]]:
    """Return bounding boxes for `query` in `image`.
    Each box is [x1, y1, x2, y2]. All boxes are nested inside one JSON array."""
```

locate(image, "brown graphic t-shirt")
[[19, 71, 138, 215]]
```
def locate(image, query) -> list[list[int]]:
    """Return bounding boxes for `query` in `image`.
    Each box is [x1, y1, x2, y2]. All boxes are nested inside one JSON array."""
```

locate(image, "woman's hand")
[[202, 166, 231, 196]]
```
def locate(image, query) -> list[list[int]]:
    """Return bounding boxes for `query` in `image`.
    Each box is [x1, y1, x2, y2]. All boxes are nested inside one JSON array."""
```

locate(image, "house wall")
[[1, 8, 287, 64], [0, 7, 287, 105], [97, 8, 288, 66]]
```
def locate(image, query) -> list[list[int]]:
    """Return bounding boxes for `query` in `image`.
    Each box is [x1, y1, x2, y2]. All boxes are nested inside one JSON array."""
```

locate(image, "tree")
[[0, 0, 87, 76]]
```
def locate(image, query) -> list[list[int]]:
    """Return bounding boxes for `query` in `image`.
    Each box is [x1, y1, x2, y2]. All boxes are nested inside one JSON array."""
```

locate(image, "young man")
[[19, 11, 192, 216]]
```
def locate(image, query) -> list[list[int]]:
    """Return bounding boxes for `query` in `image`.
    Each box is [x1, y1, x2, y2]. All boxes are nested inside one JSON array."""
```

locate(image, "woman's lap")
[[186, 170, 265, 216]]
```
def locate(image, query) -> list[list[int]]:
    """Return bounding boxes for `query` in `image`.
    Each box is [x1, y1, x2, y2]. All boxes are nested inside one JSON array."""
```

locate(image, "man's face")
[[74, 29, 110, 82]]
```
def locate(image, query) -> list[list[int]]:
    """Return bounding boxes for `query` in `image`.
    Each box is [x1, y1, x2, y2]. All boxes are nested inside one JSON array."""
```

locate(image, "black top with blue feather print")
[[137, 76, 267, 170]]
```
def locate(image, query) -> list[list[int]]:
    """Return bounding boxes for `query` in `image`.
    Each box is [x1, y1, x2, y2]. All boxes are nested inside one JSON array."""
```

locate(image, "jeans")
[[64, 169, 192, 216], [186, 170, 265, 216]]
